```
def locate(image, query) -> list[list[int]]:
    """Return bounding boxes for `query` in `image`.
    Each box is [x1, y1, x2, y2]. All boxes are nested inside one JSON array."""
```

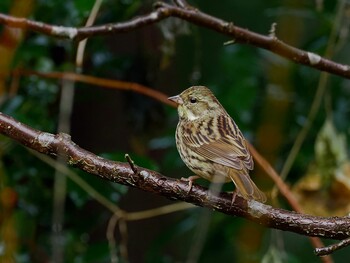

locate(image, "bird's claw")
[[231, 191, 237, 207], [181, 175, 200, 194]]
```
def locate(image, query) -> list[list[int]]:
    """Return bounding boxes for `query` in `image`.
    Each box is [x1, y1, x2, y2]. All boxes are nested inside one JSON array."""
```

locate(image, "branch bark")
[[0, 111, 350, 240], [0, 2, 349, 78]]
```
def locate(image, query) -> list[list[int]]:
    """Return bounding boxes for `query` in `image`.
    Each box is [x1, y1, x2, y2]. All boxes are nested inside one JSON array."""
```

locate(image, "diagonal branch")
[[13, 69, 174, 107], [0, 111, 350, 240], [0, 2, 349, 78]]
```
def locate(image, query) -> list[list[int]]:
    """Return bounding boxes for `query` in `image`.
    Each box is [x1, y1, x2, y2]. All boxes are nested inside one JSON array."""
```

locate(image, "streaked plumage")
[[169, 86, 266, 202]]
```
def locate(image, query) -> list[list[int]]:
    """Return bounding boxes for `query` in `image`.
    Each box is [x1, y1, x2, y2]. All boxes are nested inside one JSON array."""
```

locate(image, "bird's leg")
[[231, 191, 238, 207], [181, 175, 200, 194]]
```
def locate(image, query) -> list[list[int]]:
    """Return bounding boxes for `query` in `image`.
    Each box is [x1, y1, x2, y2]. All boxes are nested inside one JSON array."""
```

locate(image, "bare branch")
[[0, 2, 349, 78], [13, 69, 174, 107], [0, 111, 350, 240], [315, 237, 350, 256]]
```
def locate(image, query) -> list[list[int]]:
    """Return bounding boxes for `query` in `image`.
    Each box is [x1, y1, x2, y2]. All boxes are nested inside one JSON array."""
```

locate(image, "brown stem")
[[315, 237, 350, 256], [13, 69, 174, 107]]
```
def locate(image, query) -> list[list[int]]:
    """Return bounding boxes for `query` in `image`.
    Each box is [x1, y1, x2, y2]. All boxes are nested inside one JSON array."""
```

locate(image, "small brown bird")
[[169, 86, 266, 202]]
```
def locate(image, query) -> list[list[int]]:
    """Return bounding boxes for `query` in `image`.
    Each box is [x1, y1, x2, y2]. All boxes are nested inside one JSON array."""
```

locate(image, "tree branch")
[[12, 69, 174, 107], [315, 237, 350, 256], [0, 111, 350, 240], [0, 2, 349, 78]]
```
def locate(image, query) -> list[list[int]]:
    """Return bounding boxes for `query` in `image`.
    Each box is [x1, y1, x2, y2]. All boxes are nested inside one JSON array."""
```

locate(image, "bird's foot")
[[181, 175, 200, 194], [231, 191, 238, 207]]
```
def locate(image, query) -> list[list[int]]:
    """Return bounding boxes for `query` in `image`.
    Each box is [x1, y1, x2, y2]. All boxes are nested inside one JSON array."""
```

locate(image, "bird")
[[168, 86, 266, 203]]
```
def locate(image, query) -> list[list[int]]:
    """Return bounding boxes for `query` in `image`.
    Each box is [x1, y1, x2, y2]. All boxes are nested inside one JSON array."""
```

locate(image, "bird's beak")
[[168, 95, 183, 105]]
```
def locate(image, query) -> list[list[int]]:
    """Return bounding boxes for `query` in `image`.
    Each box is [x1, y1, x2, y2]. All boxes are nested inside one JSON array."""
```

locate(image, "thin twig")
[[223, 39, 235, 46], [315, 237, 350, 256], [107, 213, 123, 263], [125, 202, 194, 221], [76, 0, 103, 68], [125, 153, 138, 174], [13, 69, 174, 107], [118, 218, 129, 261]]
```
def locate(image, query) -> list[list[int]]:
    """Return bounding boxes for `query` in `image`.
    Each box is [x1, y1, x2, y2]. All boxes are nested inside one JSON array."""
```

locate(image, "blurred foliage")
[[0, 0, 350, 263]]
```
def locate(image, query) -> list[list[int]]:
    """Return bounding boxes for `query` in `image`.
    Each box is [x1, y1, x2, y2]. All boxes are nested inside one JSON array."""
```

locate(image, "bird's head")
[[168, 86, 224, 121]]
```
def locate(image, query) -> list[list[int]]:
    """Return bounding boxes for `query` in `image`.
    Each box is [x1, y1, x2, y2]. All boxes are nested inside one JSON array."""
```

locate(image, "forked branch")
[[0, 1, 349, 78]]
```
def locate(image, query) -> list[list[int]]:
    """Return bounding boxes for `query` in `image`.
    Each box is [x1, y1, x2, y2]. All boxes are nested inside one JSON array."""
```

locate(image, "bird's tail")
[[228, 169, 266, 203]]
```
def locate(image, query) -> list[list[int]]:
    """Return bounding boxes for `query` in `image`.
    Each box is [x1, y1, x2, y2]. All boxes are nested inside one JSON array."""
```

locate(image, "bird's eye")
[[190, 97, 197, 103]]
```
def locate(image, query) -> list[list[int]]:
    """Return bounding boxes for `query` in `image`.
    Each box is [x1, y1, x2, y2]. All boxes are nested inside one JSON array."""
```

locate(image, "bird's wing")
[[183, 115, 253, 171]]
